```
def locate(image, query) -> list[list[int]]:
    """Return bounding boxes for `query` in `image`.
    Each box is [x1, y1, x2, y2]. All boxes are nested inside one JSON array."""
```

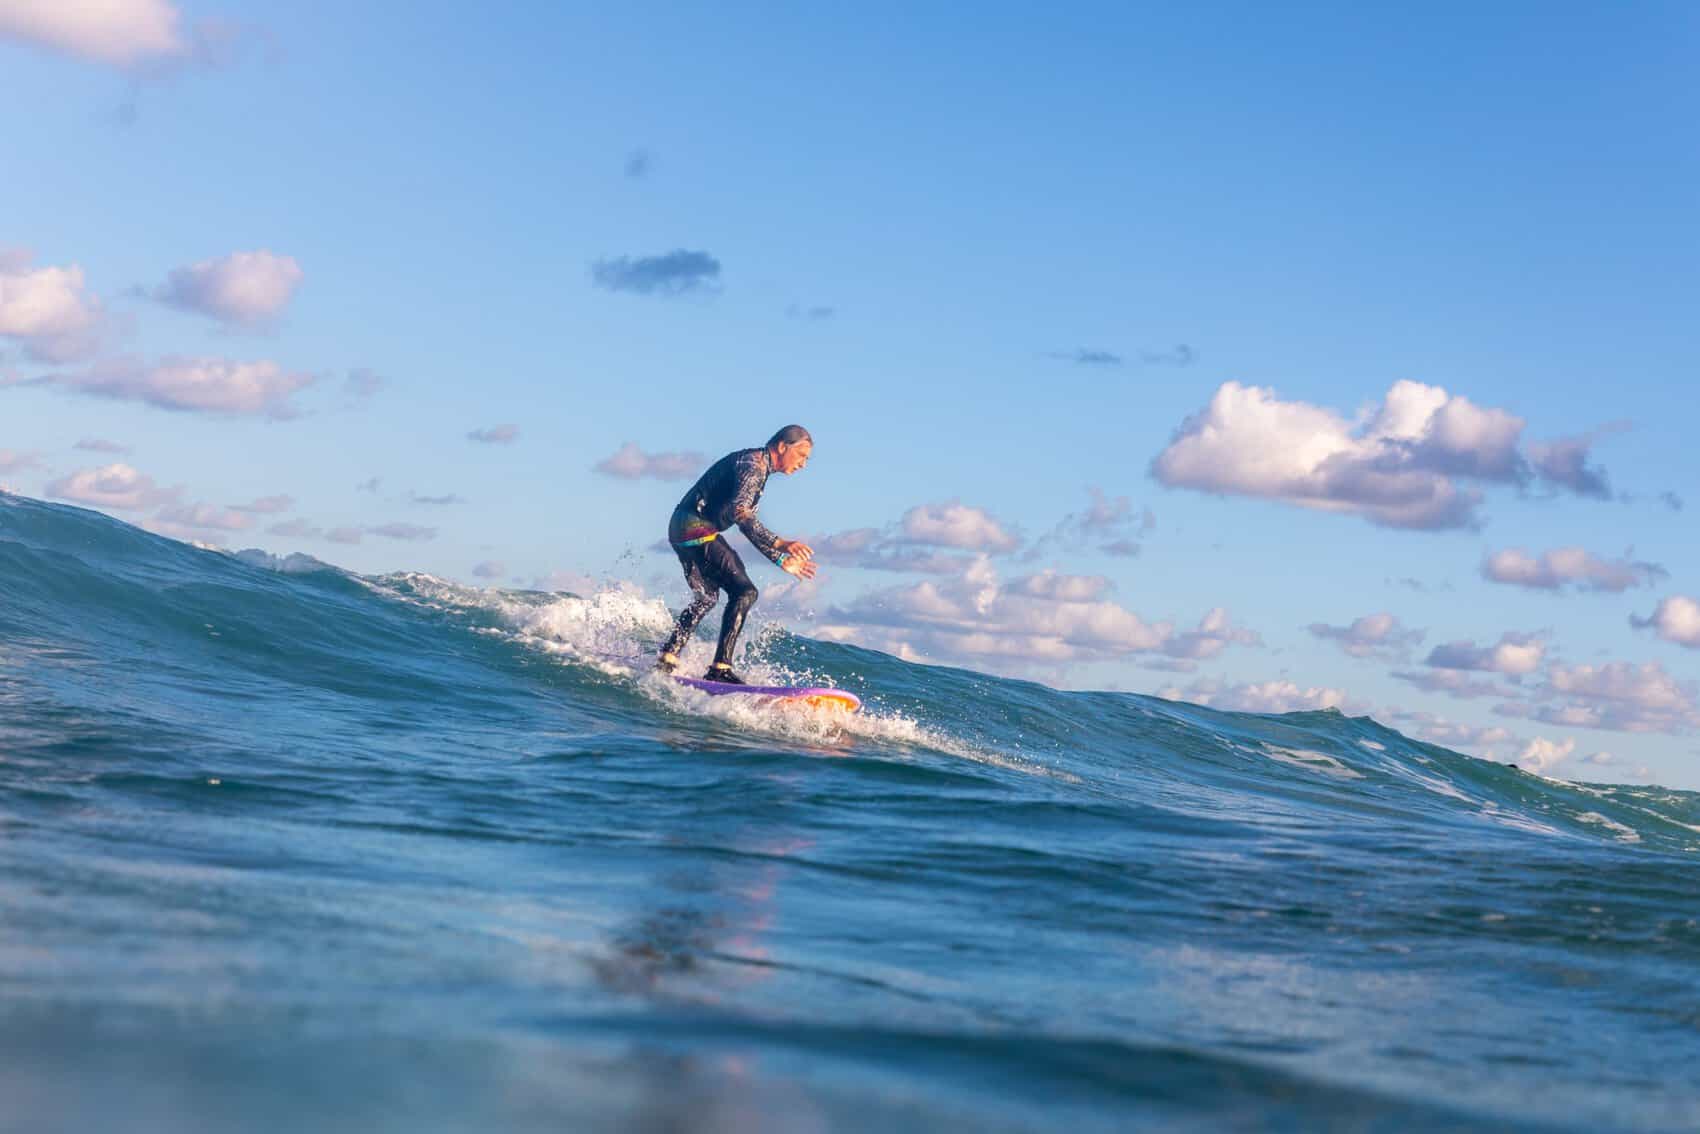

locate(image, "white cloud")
[[0, 0, 186, 68], [0, 448, 39, 473], [1037, 487, 1154, 558], [155, 502, 250, 531], [1631, 596, 1700, 649], [48, 355, 316, 417], [45, 462, 176, 511], [1391, 668, 1512, 700], [0, 252, 105, 362], [1151, 380, 1611, 529], [593, 441, 706, 480], [1539, 661, 1700, 734], [1159, 677, 1366, 715], [344, 368, 384, 398], [233, 494, 293, 515], [1308, 612, 1424, 660], [1162, 606, 1262, 660], [816, 559, 1255, 679], [1527, 428, 1622, 498], [368, 522, 435, 541], [1512, 736, 1577, 776], [266, 518, 321, 540], [153, 250, 303, 325], [897, 500, 1020, 552], [1482, 547, 1664, 593], [532, 569, 596, 594], [1424, 632, 1545, 675], [472, 560, 504, 579], [75, 437, 130, 453], [467, 424, 519, 444], [325, 526, 363, 545], [1385, 709, 1516, 753]]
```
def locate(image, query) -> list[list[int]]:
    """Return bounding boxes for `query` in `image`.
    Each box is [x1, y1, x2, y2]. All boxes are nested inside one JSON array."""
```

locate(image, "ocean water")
[[3, 490, 1698, 1133]]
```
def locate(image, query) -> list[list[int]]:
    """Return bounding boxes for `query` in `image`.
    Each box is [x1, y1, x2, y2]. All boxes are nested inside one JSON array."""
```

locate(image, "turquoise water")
[[3, 491, 1698, 1132]]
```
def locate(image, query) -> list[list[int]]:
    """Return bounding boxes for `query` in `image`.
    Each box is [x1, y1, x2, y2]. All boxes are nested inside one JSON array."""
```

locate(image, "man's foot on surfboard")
[[704, 663, 747, 685], [655, 652, 680, 675]]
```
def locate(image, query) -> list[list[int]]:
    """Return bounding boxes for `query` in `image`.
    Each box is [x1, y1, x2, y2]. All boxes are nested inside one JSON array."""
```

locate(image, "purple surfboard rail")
[[673, 675, 862, 711]]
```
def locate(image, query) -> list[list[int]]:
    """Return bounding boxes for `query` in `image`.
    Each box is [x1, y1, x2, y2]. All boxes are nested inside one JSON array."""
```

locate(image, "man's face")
[[775, 439, 812, 475]]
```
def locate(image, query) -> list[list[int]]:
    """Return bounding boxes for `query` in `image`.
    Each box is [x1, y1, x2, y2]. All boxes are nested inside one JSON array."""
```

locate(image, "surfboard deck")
[[673, 675, 861, 712]]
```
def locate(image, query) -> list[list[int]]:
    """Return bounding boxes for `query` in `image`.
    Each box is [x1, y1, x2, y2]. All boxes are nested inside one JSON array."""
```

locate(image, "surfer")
[[657, 425, 818, 683]]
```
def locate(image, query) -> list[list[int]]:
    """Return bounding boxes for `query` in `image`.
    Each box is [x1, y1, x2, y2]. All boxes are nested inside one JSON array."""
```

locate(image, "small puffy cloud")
[[75, 437, 129, 453], [368, 522, 436, 542], [408, 492, 462, 506], [816, 560, 1256, 679], [817, 558, 1177, 671], [266, 518, 321, 539], [0, 252, 105, 362], [594, 441, 707, 481], [1539, 661, 1700, 734], [624, 149, 652, 179], [1309, 612, 1424, 660], [1424, 631, 1545, 675], [45, 462, 176, 511], [786, 304, 836, 321], [591, 250, 721, 297], [1660, 491, 1683, 512], [325, 527, 363, 544], [1385, 710, 1515, 753], [1140, 344, 1196, 367], [1482, 547, 1665, 593], [812, 527, 978, 575], [47, 355, 316, 417], [1159, 677, 1365, 715], [532, 569, 596, 593], [155, 501, 250, 531], [1632, 596, 1700, 649], [472, 560, 504, 579], [355, 477, 381, 493], [0, 0, 186, 68], [1151, 380, 1611, 530], [0, 448, 39, 473], [897, 500, 1021, 553], [153, 250, 303, 325], [1162, 607, 1262, 660], [1391, 668, 1510, 700], [467, 424, 519, 444], [1512, 736, 1577, 776], [1048, 349, 1122, 366], [344, 368, 384, 398], [233, 494, 293, 514], [1527, 426, 1625, 498], [1039, 488, 1154, 558]]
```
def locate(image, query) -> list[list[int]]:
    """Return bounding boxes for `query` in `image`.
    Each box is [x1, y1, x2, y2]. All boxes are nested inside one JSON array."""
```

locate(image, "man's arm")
[[731, 457, 817, 577]]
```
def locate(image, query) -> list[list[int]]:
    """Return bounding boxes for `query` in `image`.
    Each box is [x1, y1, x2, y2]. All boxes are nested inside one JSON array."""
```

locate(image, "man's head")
[[766, 424, 813, 475]]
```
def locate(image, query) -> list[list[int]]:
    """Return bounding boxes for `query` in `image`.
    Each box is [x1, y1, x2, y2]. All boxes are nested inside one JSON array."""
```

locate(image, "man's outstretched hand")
[[780, 538, 817, 579]]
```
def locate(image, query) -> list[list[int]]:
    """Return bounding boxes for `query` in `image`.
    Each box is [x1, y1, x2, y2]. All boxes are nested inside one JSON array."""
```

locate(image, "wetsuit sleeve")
[[731, 460, 784, 565]]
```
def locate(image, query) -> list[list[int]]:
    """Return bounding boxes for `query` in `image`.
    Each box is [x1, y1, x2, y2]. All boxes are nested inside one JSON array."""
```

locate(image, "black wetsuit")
[[661, 448, 787, 667]]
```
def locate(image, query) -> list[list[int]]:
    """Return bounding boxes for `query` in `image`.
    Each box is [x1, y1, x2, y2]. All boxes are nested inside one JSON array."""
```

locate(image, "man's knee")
[[731, 581, 758, 609]]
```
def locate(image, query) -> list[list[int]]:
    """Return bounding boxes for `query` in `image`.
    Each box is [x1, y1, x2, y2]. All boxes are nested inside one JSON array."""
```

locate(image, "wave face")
[[4, 492, 1699, 1133]]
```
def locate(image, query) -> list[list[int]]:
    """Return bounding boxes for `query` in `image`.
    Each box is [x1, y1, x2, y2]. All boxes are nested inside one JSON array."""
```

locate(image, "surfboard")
[[673, 675, 862, 712]]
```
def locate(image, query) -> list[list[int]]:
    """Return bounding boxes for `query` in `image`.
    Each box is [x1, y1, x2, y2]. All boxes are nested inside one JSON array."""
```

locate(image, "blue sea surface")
[[3, 492, 1698, 1132]]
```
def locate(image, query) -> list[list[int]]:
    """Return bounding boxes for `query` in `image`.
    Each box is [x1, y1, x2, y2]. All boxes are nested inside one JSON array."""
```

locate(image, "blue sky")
[[4, 2, 1698, 785]]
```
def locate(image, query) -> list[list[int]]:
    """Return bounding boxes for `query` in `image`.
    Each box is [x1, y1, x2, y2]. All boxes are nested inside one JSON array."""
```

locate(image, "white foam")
[[1574, 811, 1643, 844], [1259, 745, 1364, 780], [370, 575, 1067, 780]]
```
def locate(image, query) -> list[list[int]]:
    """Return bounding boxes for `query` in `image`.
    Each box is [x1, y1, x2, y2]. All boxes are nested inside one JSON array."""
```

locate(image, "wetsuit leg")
[[703, 537, 758, 667], [662, 545, 721, 657]]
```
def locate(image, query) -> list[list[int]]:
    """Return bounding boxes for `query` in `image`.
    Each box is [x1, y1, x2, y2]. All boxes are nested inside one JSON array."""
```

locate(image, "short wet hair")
[[767, 424, 812, 449]]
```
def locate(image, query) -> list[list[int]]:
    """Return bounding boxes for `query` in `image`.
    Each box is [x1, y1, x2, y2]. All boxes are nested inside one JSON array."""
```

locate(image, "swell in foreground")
[[2, 493, 1698, 1132]]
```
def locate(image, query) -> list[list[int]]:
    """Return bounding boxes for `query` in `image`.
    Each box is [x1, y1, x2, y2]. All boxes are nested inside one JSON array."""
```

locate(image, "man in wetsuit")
[[657, 425, 818, 683]]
